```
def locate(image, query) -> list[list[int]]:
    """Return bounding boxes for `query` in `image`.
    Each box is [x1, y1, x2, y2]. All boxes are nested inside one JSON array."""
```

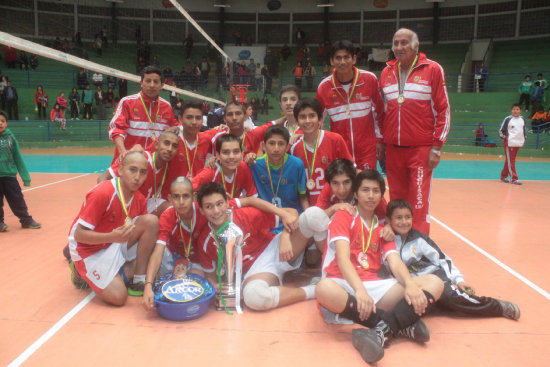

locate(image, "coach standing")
[[379, 29, 450, 235]]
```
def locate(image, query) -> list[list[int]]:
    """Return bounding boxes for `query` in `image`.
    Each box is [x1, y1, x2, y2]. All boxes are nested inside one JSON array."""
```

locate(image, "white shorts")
[[244, 233, 304, 285], [147, 197, 166, 214], [76, 241, 136, 293], [320, 277, 399, 324]]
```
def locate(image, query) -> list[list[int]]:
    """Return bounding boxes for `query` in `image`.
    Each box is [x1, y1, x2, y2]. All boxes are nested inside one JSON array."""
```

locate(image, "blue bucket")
[[154, 277, 216, 321]]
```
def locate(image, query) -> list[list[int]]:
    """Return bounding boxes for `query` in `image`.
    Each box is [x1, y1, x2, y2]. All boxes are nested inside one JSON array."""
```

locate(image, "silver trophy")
[[214, 222, 244, 311]]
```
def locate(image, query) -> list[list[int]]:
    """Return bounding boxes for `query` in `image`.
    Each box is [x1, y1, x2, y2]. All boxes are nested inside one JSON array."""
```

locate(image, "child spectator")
[[0, 111, 41, 232], [531, 81, 544, 112], [105, 87, 115, 108], [68, 87, 80, 120], [56, 92, 67, 111], [261, 95, 269, 115], [517, 75, 533, 112], [34, 85, 48, 120], [384, 198, 520, 320], [499, 103, 526, 185], [50, 103, 67, 130], [81, 84, 94, 120], [473, 123, 487, 146], [531, 105, 547, 132]]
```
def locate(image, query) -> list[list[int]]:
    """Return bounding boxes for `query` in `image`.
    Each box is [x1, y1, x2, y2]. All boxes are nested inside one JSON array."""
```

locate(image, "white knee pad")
[[243, 279, 280, 311], [299, 206, 330, 241]]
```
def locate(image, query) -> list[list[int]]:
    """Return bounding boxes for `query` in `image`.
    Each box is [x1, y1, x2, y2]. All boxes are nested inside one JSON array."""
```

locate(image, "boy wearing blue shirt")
[[250, 124, 308, 233]]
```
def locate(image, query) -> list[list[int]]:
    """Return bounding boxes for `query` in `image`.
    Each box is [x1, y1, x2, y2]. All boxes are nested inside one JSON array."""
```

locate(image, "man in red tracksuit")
[[379, 28, 451, 235], [316, 40, 384, 171], [109, 65, 179, 162]]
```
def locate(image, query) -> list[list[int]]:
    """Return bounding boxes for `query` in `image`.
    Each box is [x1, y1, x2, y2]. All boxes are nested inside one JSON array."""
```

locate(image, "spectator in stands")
[[261, 94, 269, 115], [94, 85, 106, 120], [92, 72, 103, 87], [1, 46, 18, 69], [2, 81, 18, 120], [151, 55, 160, 68], [118, 78, 128, 99], [163, 65, 174, 86], [136, 57, 146, 74], [537, 73, 548, 106], [105, 87, 116, 108], [0, 76, 7, 111], [69, 87, 80, 120], [247, 59, 256, 89], [281, 44, 291, 61], [244, 103, 256, 130], [255, 63, 263, 91], [57, 92, 68, 111], [304, 61, 316, 91], [77, 69, 88, 89], [18, 51, 29, 70], [531, 81, 544, 113], [93, 34, 102, 57], [250, 95, 260, 121], [292, 61, 303, 89], [61, 38, 71, 53], [74, 31, 83, 48], [475, 62, 487, 92], [106, 75, 117, 89], [262, 64, 272, 94], [50, 103, 66, 130], [34, 85, 48, 120], [295, 27, 306, 47], [30, 54, 39, 70], [473, 123, 487, 146], [238, 61, 248, 84], [530, 105, 547, 132], [518, 75, 533, 112], [184, 35, 194, 59], [82, 84, 94, 120]]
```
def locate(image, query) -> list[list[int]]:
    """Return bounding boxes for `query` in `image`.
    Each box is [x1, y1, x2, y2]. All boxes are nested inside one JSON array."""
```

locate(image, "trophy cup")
[[214, 222, 244, 312]]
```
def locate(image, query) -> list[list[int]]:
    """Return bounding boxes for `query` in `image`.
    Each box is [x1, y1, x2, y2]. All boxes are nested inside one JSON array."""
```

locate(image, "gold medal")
[[306, 179, 315, 190], [124, 217, 132, 227], [397, 94, 405, 104], [358, 252, 369, 269]]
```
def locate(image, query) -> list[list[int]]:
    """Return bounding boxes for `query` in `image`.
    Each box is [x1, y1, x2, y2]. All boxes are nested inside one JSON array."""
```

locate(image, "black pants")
[[5, 100, 18, 120], [83, 103, 92, 119], [0, 177, 33, 225], [436, 281, 503, 317], [519, 93, 531, 111], [37, 105, 47, 120]]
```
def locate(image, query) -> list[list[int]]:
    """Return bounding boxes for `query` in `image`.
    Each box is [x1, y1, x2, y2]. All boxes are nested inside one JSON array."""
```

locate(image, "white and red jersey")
[[191, 161, 258, 199], [379, 53, 451, 147], [316, 67, 384, 170], [109, 150, 172, 200], [290, 130, 353, 205], [109, 91, 179, 161], [207, 121, 274, 156], [316, 184, 387, 221], [68, 179, 147, 260], [324, 210, 396, 281], [195, 207, 278, 274]]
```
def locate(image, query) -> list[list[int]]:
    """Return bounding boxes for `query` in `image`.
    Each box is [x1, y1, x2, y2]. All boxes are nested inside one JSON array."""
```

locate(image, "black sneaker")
[[127, 280, 145, 296], [352, 328, 386, 363], [499, 300, 520, 320], [22, 220, 41, 229], [69, 260, 90, 290], [394, 319, 430, 343]]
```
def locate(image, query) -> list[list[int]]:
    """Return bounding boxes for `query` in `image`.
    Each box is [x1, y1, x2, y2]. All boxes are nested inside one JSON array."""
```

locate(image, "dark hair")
[[353, 169, 386, 196], [264, 124, 290, 143], [224, 101, 246, 115], [386, 198, 413, 220], [330, 40, 356, 59], [525, 75, 531, 79], [293, 97, 323, 120], [0, 110, 8, 121], [216, 134, 242, 153], [182, 100, 203, 114], [279, 84, 301, 101], [158, 129, 179, 140], [197, 182, 227, 207], [325, 158, 356, 184], [511, 103, 522, 110], [141, 65, 164, 82]]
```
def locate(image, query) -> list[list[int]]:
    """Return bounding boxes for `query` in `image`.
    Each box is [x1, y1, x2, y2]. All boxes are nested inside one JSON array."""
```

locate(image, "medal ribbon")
[[331, 67, 360, 111], [360, 215, 376, 254], [302, 132, 320, 179], [116, 178, 131, 222], [240, 132, 247, 151], [176, 210, 194, 260], [152, 152, 168, 201], [397, 54, 419, 95], [139, 92, 160, 136], [220, 166, 237, 198], [184, 136, 198, 176], [265, 155, 284, 202]]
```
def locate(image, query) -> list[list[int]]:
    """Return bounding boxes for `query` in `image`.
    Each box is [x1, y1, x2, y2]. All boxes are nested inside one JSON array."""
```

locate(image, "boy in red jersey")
[[290, 98, 353, 205], [67, 152, 159, 305], [192, 134, 257, 199], [316, 169, 443, 363]]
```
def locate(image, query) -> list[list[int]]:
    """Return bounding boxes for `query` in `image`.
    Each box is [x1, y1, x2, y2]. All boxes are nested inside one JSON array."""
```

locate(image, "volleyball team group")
[[63, 29, 520, 363]]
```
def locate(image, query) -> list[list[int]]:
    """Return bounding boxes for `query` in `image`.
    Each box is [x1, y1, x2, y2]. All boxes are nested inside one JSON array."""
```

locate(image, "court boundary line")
[[7, 293, 96, 367], [22, 173, 92, 192], [431, 216, 550, 300]]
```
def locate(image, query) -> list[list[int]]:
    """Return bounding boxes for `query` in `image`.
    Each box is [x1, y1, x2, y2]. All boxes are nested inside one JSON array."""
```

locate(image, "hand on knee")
[[243, 279, 280, 311]]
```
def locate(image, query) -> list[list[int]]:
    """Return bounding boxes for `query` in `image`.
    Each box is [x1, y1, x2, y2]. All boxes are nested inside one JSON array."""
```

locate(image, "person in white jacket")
[[499, 103, 526, 185]]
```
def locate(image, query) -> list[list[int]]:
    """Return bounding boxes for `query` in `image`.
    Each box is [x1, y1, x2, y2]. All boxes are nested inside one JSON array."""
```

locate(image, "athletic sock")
[[338, 293, 382, 328], [133, 274, 146, 284], [381, 290, 436, 333], [300, 284, 316, 300]]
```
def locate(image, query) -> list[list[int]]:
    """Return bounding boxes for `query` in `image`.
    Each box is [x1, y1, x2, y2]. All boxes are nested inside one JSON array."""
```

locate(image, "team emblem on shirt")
[[322, 156, 327, 163], [372, 243, 378, 251], [414, 75, 420, 82]]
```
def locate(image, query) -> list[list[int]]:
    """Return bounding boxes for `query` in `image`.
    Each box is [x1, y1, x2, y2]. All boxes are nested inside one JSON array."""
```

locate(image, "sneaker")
[[394, 319, 430, 343], [511, 180, 522, 185], [21, 220, 41, 229], [127, 280, 145, 296], [352, 328, 386, 363], [62, 244, 71, 261], [501, 178, 510, 183], [68, 260, 89, 290], [499, 300, 520, 320], [0, 222, 7, 232]]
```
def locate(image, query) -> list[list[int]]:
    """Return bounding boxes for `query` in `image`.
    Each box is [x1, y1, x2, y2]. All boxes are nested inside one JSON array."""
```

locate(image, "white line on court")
[[7, 292, 96, 367], [22, 173, 93, 192], [431, 215, 550, 300]]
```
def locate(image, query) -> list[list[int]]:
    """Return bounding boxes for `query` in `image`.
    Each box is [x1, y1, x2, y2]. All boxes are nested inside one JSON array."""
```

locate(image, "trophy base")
[[215, 294, 240, 311]]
